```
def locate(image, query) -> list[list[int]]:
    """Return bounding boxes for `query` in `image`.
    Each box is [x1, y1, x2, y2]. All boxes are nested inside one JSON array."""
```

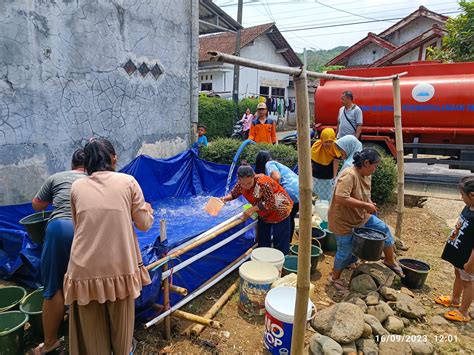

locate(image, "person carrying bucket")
[[327, 148, 403, 291], [31, 149, 86, 354], [221, 164, 293, 254]]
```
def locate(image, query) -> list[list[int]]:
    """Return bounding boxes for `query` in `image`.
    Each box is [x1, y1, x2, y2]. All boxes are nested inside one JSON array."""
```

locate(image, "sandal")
[[32, 340, 61, 354], [383, 261, 405, 277], [444, 310, 471, 323], [328, 275, 347, 292], [434, 295, 461, 308]]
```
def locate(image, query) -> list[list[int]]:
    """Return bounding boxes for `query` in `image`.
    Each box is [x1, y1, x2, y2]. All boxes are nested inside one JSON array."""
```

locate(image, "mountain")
[[297, 46, 348, 72]]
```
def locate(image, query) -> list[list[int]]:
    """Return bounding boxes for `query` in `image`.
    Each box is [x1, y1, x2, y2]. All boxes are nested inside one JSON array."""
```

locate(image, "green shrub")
[[238, 98, 259, 118], [372, 153, 397, 205], [200, 138, 298, 168], [198, 96, 236, 140]]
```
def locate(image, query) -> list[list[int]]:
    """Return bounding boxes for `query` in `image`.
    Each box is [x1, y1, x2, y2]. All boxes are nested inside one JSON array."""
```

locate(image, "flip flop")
[[444, 310, 471, 323], [32, 340, 61, 354], [328, 276, 346, 292], [434, 295, 461, 308], [383, 261, 405, 277]]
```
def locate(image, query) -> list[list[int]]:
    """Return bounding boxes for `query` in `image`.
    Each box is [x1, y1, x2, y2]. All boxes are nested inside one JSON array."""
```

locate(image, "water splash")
[[224, 139, 256, 194]]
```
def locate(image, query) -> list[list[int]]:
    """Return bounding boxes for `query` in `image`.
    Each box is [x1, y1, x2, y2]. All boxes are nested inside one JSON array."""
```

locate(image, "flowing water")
[[224, 139, 256, 194]]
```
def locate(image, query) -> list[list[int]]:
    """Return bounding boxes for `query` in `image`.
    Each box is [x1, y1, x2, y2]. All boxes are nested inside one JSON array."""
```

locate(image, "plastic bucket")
[[0, 286, 27, 313], [251, 248, 285, 273], [289, 244, 322, 274], [352, 228, 387, 261], [314, 200, 329, 220], [323, 229, 337, 251], [0, 311, 28, 355], [264, 286, 314, 354], [19, 211, 52, 244], [19, 288, 44, 337], [311, 227, 326, 248], [282, 256, 298, 276], [399, 259, 431, 289], [239, 261, 279, 316], [204, 197, 224, 216]]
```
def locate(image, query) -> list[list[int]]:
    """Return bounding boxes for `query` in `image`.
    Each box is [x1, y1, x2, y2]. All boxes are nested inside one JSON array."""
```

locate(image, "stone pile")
[[308, 263, 434, 355]]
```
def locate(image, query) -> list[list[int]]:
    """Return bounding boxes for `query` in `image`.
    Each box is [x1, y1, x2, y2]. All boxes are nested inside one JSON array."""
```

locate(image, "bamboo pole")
[[172, 310, 223, 329], [291, 68, 313, 355], [185, 279, 239, 336], [161, 220, 171, 340], [208, 51, 407, 81], [392, 77, 405, 240], [146, 213, 247, 271], [170, 285, 188, 296]]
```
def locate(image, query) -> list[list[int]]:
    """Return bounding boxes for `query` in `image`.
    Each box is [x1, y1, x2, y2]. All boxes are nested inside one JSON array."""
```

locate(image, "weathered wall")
[[346, 42, 390, 67], [385, 17, 442, 46], [0, 0, 199, 204]]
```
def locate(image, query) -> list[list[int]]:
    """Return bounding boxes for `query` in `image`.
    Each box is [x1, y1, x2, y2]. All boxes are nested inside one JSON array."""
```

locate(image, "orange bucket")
[[204, 197, 224, 216]]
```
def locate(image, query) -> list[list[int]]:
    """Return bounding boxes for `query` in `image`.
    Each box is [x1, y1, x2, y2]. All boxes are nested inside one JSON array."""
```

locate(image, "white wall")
[[346, 42, 390, 67], [384, 17, 442, 46]]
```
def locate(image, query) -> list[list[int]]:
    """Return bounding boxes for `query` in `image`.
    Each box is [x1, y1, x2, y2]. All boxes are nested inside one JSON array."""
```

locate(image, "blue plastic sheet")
[[0, 149, 254, 319]]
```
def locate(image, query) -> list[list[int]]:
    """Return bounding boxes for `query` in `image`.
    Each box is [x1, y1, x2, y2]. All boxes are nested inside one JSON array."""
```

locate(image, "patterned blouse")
[[231, 174, 293, 223]]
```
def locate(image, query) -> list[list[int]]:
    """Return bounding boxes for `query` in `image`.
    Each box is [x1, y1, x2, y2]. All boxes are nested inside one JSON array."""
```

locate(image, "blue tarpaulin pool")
[[0, 149, 255, 320]]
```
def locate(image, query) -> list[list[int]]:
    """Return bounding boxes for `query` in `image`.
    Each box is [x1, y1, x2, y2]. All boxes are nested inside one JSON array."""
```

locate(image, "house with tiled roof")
[[327, 6, 448, 68], [199, 23, 302, 110]]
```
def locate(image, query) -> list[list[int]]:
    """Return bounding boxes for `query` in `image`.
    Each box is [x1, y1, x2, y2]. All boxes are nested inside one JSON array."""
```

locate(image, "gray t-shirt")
[[35, 170, 86, 221], [337, 104, 363, 138]]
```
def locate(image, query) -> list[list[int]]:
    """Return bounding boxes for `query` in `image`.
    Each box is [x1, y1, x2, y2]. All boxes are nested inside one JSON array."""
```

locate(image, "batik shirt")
[[442, 206, 474, 270]]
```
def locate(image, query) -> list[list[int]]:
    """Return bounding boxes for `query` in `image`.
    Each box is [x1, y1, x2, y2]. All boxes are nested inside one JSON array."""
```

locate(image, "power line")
[[314, 0, 383, 22]]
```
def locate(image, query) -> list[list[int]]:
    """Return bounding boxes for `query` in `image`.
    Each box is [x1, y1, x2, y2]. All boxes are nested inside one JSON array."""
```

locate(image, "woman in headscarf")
[[334, 134, 363, 177], [311, 128, 341, 201]]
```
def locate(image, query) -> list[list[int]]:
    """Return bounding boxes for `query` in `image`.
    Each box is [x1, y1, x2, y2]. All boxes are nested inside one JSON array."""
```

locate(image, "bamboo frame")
[[170, 285, 188, 297], [172, 309, 223, 329], [160, 220, 171, 340], [392, 77, 404, 240]]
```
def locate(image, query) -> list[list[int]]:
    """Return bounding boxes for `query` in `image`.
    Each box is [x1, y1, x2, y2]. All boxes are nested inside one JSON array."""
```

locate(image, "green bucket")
[[289, 244, 322, 274], [0, 286, 27, 313], [282, 255, 298, 276], [19, 211, 52, 244], [0, 311, 28, 355], [20, 288, 44, 337]]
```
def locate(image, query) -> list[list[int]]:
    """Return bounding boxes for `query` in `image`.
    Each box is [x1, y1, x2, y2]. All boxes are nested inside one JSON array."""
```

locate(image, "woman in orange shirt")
[[221, 165, 293, 254]]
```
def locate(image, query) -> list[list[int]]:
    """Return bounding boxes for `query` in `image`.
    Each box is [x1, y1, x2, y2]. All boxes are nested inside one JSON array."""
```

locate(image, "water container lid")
[[251, 247, 285, 264], [239, 261, 279, 284], [265, 286, 313, 323]]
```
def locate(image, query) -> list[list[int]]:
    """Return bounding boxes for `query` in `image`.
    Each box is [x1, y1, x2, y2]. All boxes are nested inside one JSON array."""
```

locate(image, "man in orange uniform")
[[248, 103, 277, 144]]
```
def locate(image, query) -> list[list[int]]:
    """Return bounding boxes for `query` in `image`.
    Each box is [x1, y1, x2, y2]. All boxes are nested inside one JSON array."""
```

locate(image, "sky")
[[213, 0, 463, 51]]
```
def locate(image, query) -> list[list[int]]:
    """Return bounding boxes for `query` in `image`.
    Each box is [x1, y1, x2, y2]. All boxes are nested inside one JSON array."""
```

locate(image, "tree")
[[428, 1, 474, 62]]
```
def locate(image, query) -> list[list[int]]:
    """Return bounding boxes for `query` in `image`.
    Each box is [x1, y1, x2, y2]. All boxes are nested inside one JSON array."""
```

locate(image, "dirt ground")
[[3, 201, 472, 354]]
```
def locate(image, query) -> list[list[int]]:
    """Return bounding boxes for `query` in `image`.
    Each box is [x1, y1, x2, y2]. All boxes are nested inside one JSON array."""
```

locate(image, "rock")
[[384, 316, 404, 334], [343, 292, 366, 302], [364, 314, 389, 336], [350, 274, 377, 295], [402, 317, 411, 327], [379, 340, 412, 355], [311, 303, 365, 344], [352, 263, 398, 288], [408, 340, 434, 354], [430, 315, 449, 327], [395, 294, 426, 319], [341, 341, 357, 355], [367, 301, 395, 323], [401, 287, 415, 298], [361, 323, 372, 338], [380, 287, 398, 301], [365, 291, 380, 306], [469, 310, 474, 319], [355, 338, 379, 355], [347, 297, 368, 313], [309, 333, 343, 355], [395, 238, 409, 251]]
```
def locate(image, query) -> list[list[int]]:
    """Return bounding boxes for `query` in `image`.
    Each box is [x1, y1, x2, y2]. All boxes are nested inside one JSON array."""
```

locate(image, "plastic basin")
[[20, 288, 44, 337], [0, 286, 27, 313], [19, 211, 52, 244], [282, 255, 299, 276], [289, 244, 323, 274], [0, 311, 28, 355], [399, 258, 431, 289], [352, 228, 387, 261]]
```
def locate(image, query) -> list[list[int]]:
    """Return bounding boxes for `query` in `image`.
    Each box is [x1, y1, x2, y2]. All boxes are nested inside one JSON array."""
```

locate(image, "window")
[[210, 75, 213, 80], [201, 83, 212, 91], [200, 75, 203, 80], [271, 87, 285, 98], [259, 86, 270, 96], [205, 75, 208, 80]]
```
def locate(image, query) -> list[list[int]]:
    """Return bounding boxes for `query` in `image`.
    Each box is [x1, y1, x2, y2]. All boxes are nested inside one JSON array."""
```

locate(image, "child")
[[436, 176, 474, 322], [197, 125, 208, 147]]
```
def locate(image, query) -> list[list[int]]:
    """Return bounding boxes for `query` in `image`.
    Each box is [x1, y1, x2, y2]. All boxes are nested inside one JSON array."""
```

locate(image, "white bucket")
[[264, 286, 314, 354], [239, 261, 280, 316], [251, 248, 285, 273]]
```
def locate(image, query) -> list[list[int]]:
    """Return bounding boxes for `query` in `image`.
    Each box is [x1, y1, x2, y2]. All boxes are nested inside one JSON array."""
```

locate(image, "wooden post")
[[172, 310, 223, 329], [291, 68, 313, 355], [392, 77, 404, 240], [160, 220, 171, 340]]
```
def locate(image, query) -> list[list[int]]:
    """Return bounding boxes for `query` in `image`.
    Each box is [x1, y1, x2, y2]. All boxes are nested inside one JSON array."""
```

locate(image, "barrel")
[[19, 211, 52, 244], [0, 311, 28, 355], [352, 228, 387, 261], [239, 261, 279, 316], [264, 286, 314, 354], [19, 288, 44, 337], [399, 259, 431, 289], [0, 286, 26, 312], [251, 248, 285, 273]]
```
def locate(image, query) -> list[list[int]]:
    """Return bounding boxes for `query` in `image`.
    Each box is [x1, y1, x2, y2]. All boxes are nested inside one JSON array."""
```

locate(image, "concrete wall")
[[346, 42, 390, 67], [384, 17, 442, 46], [0, 0, 199, 204]]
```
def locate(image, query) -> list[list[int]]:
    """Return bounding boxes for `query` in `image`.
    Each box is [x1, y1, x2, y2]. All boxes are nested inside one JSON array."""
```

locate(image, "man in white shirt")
[[337, 91, 363, 139]]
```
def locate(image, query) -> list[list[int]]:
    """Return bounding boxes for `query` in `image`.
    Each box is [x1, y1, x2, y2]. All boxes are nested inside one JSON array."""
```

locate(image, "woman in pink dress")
[[240, 108, 254, 139]]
